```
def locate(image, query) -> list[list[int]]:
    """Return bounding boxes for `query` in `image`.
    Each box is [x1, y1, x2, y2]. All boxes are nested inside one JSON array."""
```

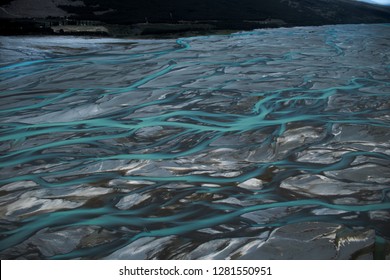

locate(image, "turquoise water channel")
[[0, 24, 389, 259]]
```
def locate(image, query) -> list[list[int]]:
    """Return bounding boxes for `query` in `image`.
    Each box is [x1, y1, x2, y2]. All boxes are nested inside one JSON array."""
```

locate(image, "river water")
[[0, 24, 389, 259]]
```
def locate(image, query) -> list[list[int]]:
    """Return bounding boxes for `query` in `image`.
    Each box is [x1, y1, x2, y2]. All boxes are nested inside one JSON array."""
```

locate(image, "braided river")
[[0, 24, 389, 259]]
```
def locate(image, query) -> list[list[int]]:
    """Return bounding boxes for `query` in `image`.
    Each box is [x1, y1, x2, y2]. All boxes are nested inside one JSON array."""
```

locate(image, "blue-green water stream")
[[0, 24, 389, 259]]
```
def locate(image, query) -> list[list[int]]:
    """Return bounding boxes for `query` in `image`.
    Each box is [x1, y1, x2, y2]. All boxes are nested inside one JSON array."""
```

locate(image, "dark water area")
[[0, 24, 389, 259]]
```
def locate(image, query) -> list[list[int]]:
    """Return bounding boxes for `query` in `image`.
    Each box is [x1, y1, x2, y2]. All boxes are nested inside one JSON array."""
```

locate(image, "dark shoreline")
[[0, 18, 292, 38], [2, 18, 390, 40], [1, 0, 390, 39]]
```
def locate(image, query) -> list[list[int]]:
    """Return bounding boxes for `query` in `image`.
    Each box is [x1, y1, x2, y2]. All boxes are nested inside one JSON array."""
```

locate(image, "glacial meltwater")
[[0, 24, 389, 259]]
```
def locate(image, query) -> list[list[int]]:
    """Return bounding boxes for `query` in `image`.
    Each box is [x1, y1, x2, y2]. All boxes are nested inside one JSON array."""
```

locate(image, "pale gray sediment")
[[0, 24, 389, 259]]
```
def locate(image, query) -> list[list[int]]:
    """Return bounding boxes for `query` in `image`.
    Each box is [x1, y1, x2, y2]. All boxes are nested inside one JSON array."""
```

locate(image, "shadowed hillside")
[[1, 0, 389, 36], [63, 0, 390, 24], [1, 0, 390, 24]]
